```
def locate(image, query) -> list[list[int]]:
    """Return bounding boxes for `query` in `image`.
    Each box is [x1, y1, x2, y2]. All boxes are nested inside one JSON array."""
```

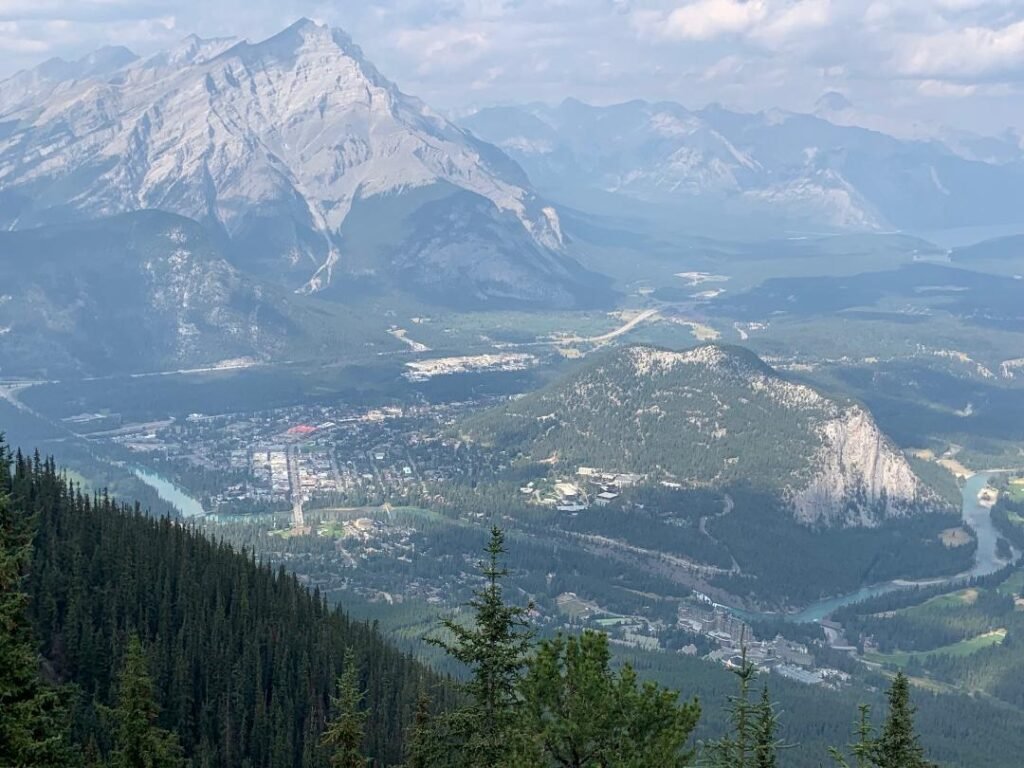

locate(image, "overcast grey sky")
[[1, 0, 1023, 136]]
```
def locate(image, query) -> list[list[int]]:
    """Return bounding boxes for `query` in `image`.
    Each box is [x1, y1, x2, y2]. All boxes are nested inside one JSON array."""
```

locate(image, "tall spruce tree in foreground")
[[404, 690, 435, 768], [109, 634, 183, 768], [701, 648, 759, 767], [872, 673, 934, 768], [700, 648, 789, 768], [429, 526, 534, 768], [518, 629, 700, 767], [753, 684, 780, 768], [830, 674, 934, 768], [322, 648, 369, 768], [829, 705, 875, 768], [0, 437, 73, 767]]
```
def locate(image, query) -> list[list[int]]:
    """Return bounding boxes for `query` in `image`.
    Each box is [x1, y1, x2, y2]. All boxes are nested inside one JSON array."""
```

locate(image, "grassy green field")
[[905, 588, 978, 612], [997, 570, 1024, 597], [1007, 481, 1024, 502], [865, 629, 1007, 667]]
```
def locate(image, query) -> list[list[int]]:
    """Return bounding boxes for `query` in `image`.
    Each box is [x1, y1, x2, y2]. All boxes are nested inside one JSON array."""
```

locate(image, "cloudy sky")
[[1, 0, 1023, 136]]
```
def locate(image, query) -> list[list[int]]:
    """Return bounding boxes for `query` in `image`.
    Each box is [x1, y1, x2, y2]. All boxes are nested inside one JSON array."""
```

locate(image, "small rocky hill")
[[466, 344, 949, 526]]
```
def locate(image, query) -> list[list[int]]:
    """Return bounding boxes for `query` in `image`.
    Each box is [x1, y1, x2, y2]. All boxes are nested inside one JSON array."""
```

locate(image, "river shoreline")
[[133, 467, 207, 518], [130, 461, 1019, 623], [727, 470, 1019, 624]]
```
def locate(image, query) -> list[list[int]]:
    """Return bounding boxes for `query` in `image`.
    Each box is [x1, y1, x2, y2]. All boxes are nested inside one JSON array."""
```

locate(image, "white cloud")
[[0, 22, 48, 51], [754, 0, 832, 45], [898, 19, 1024, 79], [660, 0, 767, 41], [1, 0, 1024, 133], [917, 78, 978, 96], [0, 0, 169, 22], [394, 25, 492, 74], [701, 54, 746, 81]]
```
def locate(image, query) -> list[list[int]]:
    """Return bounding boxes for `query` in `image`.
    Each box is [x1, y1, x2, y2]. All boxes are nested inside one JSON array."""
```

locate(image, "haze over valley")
[[4, 7, 1024, 767]]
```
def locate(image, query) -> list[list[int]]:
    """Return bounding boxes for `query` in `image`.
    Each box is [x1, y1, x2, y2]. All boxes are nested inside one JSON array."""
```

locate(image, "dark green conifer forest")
[[1, 437, 447, 767]]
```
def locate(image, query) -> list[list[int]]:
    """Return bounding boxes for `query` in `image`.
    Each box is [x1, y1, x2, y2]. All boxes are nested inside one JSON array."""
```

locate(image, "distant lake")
[[908, 223, 1024, 249]]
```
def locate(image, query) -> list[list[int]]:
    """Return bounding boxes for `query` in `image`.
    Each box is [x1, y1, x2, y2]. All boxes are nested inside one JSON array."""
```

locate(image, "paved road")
[[563, 309, 660, 345], [287, 447, 305, 530]]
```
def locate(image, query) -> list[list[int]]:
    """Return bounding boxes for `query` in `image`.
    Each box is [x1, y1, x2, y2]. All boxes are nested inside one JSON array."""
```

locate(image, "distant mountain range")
[[465, 344, 949, 527], [4, 19, 1023, 376], [462, 99, 1024, 234], [0, 20, 606, 309]]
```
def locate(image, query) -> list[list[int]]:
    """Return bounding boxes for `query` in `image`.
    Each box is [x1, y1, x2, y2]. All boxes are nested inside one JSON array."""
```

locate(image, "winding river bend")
[[132, 463, 1013, 622], [734, 472, 1011, 624]]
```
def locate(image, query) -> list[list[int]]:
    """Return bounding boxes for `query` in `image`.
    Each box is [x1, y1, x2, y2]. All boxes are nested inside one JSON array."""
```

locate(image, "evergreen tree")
[[518, 629, 699, 768], [872, 673, 934, 768], [700, 647, 759, 768], [829, 704, 875, 768], [321, 648, 368, 768], [109, 634, 184, 768], [0, 436, 73, 767], [429, 526, 534, 767], [830, 675, 936, 768], [404, 691, 434, 768], [753, 685, 779, 768]]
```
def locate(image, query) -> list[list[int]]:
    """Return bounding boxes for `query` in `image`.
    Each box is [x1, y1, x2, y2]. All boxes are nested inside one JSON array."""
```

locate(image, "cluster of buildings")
[[521, 467, 645, 511], [677, 598, 850, 688], [251, 450, 288, 496], [403, 352, 537, 382], [293, 449, 340, 497], [94, 398, 504, 514], [551, 590, 849, 687]]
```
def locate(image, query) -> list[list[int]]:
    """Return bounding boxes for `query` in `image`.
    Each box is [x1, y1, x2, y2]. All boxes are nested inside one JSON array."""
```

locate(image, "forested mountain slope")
[[465, 344, 949, 526], [0, 211, 395, 376], [4, 442, 446, 767]]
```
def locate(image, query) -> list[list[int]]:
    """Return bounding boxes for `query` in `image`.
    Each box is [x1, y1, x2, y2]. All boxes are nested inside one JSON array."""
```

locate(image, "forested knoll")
[[463, 344, 948, 526], [465, 344, 828, 488], [3, 444, 447, 767]]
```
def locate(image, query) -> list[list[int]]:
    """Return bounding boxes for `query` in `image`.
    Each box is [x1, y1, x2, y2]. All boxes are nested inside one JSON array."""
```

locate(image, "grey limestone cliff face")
[[792, 406, 933, 527], [631, 347, 936, 526]]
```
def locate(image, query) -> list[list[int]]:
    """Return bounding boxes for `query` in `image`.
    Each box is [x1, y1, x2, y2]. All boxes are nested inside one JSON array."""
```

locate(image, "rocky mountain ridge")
[[462, 99, 1024, 233], [0, 20, 600, 308]]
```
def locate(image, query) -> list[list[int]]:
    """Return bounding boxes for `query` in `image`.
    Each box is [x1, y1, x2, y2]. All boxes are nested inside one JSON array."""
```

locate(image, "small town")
[[59, 398, 858, 687], [72, 397, 503, 512]]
